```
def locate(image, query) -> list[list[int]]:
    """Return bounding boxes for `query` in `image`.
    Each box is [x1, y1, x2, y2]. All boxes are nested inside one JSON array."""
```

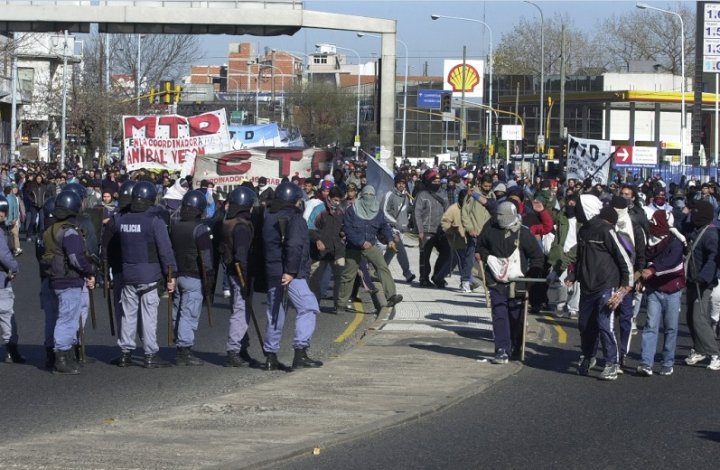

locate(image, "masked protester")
[[414, 169, 451, 288], [382, 174, 416, 283], [335, 185, 402, 313], [308, 187, 346, 305], [683, 200, 720, 370]]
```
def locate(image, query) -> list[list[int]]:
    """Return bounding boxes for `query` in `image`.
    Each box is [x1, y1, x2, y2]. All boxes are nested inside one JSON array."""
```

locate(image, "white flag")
[[566, 135, 612, 185]]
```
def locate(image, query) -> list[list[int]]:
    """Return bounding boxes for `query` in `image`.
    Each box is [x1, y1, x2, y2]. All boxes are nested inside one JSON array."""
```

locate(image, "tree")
[[596, 3, 695, 74], [71, 33, 201, 157], [494, 14, 607, 77], [286, 81, 356, 148]]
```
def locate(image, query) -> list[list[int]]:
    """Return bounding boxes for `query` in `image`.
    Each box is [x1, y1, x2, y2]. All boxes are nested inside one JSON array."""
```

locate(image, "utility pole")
[[105, 33, 111, 164], [10, 33, 17, 164], [60, 30, 69, 171], [559, 23, 567, 170], [460, 45, 467, 165]]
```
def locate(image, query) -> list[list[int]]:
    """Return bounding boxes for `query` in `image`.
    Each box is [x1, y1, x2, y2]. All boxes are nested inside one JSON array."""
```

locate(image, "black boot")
[[53, 349, 80, 375], [263, 352, 280, 371], [241, 349, 264, 367], [176, 347, 204, 366], [4, 342, 26, 364], [110, 351, 133, 367], [143, 353, 171, 369], [73, 345, 96, 365], [292, 348, 323, 369], [224, 351, 245, 367], [45, 347, 56, 369]]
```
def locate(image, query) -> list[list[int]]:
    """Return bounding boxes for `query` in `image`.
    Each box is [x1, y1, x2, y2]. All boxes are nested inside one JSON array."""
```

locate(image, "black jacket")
[[476, 222, 544, 284], [574, 217, 633, 294]]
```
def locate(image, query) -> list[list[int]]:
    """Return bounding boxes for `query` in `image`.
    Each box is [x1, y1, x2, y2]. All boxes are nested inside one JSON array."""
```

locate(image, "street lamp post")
[[317, 44, 362, 159], [136, 33, 143, 115], [210, 75, 240, 111], [358, 32, 409, 159], [430, 14, 494, 151], [637, 2, 685, 171], [524, 1, 544, 163]]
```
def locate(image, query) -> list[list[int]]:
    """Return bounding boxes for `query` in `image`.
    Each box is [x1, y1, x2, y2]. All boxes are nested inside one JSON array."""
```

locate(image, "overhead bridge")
[[0, 0, 398, 168]]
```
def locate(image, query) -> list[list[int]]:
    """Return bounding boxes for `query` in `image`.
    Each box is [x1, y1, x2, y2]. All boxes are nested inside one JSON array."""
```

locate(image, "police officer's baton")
[[77, 316, 86, 363], [234, 262, 266, 355], [198, 257, 214, 327], [167, 266, 173, 347], [104, 261, 115, 336], [88, 286, 97, 330]]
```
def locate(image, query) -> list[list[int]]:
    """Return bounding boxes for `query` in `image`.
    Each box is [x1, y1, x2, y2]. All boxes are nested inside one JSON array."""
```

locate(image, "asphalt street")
[[275, 312, 720, 470], [0, 242, 374, 442]]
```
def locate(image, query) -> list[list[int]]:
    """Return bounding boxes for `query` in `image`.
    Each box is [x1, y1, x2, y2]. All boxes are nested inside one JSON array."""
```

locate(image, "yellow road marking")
[[543, 315, 568, 344], [334, 301, 365, 343]]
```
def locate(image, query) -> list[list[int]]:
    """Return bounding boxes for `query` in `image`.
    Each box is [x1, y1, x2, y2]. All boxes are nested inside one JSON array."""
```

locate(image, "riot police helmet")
[[131, 180, 157, 203], [228, 187, 257, 210], [119, 180, 137, 199], [43, 195, 57, 219], [0, 195, 8, 215], [53, 190, 82, 219], [63, 182, 87, 200], [274, 182, 303, 204], [181, 190, 208, 212]]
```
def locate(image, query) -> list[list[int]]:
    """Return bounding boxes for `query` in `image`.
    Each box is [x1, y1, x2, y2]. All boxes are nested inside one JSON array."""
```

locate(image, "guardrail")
[[0, 0, 303, 8]]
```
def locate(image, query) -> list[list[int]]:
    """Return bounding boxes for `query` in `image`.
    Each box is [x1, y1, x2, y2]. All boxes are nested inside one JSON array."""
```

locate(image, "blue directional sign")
[[417, 89, 446, 110]]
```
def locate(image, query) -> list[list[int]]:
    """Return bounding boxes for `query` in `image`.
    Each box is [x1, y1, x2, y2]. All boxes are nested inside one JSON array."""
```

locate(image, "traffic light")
[[161, 80, 174, 104], [174, 84, 182, 103], [148, 87, 157, 105], [441, 92, 452, 113]]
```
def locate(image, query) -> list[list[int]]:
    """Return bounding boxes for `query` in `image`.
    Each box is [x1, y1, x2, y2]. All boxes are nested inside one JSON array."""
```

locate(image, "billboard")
[[443, 60, 484, 98]]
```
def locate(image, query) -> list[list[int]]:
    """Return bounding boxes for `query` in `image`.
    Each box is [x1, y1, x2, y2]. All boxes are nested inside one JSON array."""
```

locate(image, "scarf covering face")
[[355, 185, 380, 221], [647, 210, 673, 259]]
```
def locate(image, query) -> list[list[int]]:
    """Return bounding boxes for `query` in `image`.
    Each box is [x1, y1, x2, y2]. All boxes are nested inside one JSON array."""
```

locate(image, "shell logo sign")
[[443, 59, 484, 98]]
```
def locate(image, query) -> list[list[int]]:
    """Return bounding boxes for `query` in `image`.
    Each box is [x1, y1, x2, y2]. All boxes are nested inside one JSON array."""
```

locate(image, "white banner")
[[123, 109, 232, 172], [192, 147, 335, 199], [566, 134, 612, 185]]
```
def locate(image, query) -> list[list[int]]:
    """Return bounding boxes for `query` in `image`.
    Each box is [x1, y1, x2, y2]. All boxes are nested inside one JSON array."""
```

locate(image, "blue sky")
[[198, 0, 664, 75]]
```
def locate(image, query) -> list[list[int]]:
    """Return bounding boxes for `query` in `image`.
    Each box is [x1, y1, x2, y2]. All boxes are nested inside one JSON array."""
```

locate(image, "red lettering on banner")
[[266, 148, 303, 177], [216, 151, 252, 176], [188, 113, 221, 136], [311, 150, 333, 174], [158, 116, 186, 139], [124, 117, 157, 138]]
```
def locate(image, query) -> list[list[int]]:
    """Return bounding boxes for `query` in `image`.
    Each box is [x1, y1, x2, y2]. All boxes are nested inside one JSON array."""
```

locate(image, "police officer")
[[101, 180, 136, 334], [220, 187, 261, 367], [37, 196, 58, 368], [112, 181, 177, 369], [170, 190, 214, 366], [47, 191, 96, 375], [262, 182, 323, 370], [0, 194, 25, 364]]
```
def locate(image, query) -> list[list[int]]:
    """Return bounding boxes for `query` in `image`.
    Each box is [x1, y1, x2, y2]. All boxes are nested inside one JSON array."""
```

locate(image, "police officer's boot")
[[73, 345, 96, 365], [292, 348, 323, 369], [45, 347, 56, 369], [110, 351, 133, 367], [53, 349, 80, 375], [4, 342, 26, 364], [143, 353, 171, 369], [263, 352, 280, 371], [175, 347, 203, 366], [224, 351, 245, 367], [239, 348, 262, 368]]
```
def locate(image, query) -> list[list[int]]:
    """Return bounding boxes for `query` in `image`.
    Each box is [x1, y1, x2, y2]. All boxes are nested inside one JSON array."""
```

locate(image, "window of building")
[[17, 67, 34, 99], [313, 56, 327, 65]]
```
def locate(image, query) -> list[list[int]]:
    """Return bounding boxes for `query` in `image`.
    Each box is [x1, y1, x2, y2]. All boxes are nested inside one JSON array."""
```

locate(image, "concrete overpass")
[[0, 0, 398, 169]]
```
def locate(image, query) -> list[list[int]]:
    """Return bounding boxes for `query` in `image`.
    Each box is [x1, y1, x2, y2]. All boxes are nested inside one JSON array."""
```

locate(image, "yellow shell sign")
[[443, 59, 484, 98], [447, 64, 480, 93]]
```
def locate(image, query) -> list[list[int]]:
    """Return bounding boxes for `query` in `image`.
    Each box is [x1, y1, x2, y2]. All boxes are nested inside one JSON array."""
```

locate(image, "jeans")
[[578, 288, 618, 365], [384, 236, 413, 280], [640, 289, 681, 368]]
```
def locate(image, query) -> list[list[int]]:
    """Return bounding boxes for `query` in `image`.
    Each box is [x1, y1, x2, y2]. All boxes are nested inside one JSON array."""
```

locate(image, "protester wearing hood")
[[683, 200, 720, 370], [382, 174, 416, 283], [256, 177, 274, 207], [571, 194, 633, 381], [547, 195, 581, 318], [476, 201, 544, 364], [635, 210, 686, 377], [611, 195, 647, 370], [336, 185, 402, 313], [414, 169, 452, 288]]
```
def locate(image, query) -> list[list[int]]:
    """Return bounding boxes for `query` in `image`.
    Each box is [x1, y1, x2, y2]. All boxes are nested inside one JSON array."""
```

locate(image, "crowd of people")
[[1, 158, 719, 381]]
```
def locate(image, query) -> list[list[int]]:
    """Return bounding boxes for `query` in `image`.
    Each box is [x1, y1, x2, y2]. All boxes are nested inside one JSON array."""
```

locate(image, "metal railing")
[[0, 1, 303, 8]]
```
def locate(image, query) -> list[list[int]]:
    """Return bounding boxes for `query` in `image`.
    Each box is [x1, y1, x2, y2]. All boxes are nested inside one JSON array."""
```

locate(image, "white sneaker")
[[460, 281, 471, 293], [707, 355, 720, 371], [223, 289, 231, 298], [685, 349, 708, 365]]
